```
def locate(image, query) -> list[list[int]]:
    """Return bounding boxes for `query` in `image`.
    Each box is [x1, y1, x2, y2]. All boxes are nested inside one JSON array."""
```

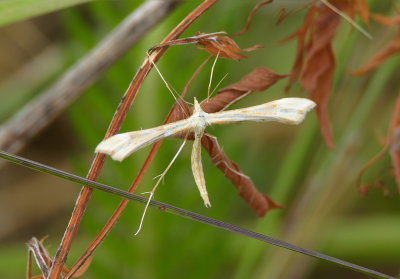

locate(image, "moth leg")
[[135, 134, 188, 235], [191, 129, 211, 207]]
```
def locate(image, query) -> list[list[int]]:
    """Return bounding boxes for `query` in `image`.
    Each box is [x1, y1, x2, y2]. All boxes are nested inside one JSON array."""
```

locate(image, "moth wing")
[[207, 98, 316, 125], [95, 120, 191, 161]]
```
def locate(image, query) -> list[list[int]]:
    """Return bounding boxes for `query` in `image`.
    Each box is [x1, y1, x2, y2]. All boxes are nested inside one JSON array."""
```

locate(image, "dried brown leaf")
[[300, 5, 340, 149], [230, 0, 273, 37], [352, 29, 400, 76], [283, 0, 372, 148], [281, 5, 317, 92], [150, 32, 260, 61], [352, 12, 400, 75], [242, 44, 264, 52], [358, 180, 390, 197], [371, 13, 400, 26], [331, 0, 370, 24], [219, 67, 288, 93], [201, 67, 288, 113], [197, 34, 249, 61], [357, 92, 400, 194], [202, 135, 282, 217]]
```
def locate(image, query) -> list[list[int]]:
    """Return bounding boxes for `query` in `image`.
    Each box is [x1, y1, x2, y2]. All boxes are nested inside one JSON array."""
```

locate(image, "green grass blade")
[[0, 0, 93, 27]]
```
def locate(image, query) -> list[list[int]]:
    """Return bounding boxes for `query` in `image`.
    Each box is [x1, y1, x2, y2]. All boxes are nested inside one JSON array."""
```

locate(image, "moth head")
[[193, 97, 203, 114]]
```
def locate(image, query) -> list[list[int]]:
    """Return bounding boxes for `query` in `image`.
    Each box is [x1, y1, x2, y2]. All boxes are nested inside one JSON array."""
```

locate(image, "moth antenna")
[[207, 51, 220, 101], [146, 52, 189, 117], [185, 99, 194, 106], [220, 89, 251, 111], [134, 135, 188, 235], [134, 192, 153, 236], [208, 72, 228, 100], [214, 159, 250, 179]]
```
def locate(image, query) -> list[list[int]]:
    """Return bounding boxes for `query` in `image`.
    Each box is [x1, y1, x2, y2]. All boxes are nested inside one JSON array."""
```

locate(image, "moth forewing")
[[206, 98, 316, 125], [95, 118, 194, 161]]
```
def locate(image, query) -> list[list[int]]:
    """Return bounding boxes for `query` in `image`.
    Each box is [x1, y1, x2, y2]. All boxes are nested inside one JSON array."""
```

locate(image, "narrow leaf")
[[353, 29, 400, 76], [300, 5, 340, 149], [282, 4, 339, 149], [0, 0, 92, 27]]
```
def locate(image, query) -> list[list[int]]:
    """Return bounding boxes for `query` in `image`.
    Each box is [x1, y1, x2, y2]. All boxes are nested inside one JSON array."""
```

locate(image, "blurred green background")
[[0, 0, 399, 278]]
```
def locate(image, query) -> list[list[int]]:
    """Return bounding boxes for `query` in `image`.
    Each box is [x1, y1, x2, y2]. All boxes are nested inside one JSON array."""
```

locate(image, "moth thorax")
[[192, 109, 209, 131]]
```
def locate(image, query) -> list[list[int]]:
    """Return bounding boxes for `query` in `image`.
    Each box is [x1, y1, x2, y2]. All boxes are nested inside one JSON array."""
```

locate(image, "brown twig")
[[230, 0, 273, 37], [356, 144, 390, 194], [0, 0, 180, 166], [48, 1, 218, 278]]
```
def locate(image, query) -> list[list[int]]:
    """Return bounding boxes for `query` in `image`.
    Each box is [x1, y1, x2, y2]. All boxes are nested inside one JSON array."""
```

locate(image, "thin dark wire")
[[0, 149, 396, 279]]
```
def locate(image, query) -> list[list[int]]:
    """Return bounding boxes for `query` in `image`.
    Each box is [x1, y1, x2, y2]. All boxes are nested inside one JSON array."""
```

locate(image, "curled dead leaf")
[[330, 0, 370, 24], [230, 0, 273, 37], [352, 13, 400, 75], [352, 29, 400, 76], [202, 67, 288, 113], [282, 0, 373, 149], [357, 91, 400, 195], [149, 31, 261, 61], [283, 4, 339, 149], [196, 33, 257, 61], [371, 13, 400, 26], [358, 180, 391, 197], [202, 134, 283, 217]]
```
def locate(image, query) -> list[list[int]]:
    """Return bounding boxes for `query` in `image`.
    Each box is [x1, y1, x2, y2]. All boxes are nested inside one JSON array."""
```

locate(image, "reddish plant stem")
[[48, 1, 218, 278]]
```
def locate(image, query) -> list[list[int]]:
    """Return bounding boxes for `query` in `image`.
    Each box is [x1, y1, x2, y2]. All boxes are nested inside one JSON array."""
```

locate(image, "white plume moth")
[[95, 97, 316, 207]]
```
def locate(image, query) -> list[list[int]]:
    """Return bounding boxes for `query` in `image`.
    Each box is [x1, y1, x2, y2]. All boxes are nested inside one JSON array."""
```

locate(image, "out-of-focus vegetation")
[[0, 0, 399, 278], [0, 0, 92, 27]]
